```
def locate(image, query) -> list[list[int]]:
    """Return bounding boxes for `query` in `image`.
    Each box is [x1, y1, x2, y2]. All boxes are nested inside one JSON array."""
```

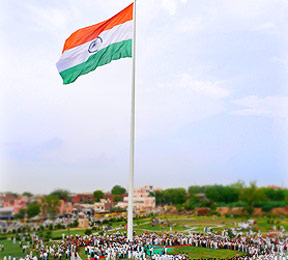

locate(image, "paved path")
[[71, 252, 82, 260], [134, 224, 224, 233], [92, 222, 150, 235]]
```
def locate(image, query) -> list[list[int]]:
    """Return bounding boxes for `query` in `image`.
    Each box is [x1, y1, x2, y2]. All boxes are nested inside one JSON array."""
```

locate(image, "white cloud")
[[157, 74, 229, 99], [25, 5, 69, 31], [173, 0, 288, 38], [232, 96, 288, 118], [136, 73, 229, 137], [253, 22, 276, 31], [178, 74, 229, 99], [160, 0, 187, 15]]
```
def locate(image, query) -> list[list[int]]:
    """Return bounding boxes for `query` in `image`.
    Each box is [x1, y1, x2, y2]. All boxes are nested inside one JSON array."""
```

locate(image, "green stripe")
[[60, 39, 132, 84]]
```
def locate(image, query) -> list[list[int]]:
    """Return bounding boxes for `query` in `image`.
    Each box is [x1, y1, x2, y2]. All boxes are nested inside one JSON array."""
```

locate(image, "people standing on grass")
[[39, 231, 288, 260], [2, 230, 288, 260]]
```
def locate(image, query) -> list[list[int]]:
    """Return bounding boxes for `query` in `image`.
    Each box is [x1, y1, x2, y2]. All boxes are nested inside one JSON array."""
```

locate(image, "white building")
[[116, 185, 156, 211]]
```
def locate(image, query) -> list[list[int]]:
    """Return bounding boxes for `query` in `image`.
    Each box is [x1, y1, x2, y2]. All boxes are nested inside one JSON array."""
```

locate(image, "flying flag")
[[56, 3, 134, 84]]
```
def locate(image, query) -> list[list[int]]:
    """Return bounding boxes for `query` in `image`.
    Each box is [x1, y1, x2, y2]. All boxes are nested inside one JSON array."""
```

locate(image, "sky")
[[0, 0, 288, 194]]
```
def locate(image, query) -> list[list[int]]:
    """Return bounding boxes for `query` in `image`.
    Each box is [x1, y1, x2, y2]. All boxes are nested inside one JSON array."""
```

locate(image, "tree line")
[[150, 181, 288, 214], [12, 182, 288, 219]]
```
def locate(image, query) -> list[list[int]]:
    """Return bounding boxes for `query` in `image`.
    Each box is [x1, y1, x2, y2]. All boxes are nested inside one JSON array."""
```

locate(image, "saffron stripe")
[[62, 3, 133, 53], [59, 39, 132, 84]]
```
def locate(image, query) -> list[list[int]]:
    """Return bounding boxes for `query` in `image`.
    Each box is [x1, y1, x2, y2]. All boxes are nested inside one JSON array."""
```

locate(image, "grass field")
[[135, 223, 190, 232], [51, 228, 87, 238], [169, 246, 246, 259], [1, 215, 287, 260], [0, 239, 27, 259]]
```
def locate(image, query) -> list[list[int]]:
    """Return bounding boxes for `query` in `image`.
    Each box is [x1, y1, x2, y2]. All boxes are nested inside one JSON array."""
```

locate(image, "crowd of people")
[[77, 230, 288, 259], [2, 229, 288, 260]]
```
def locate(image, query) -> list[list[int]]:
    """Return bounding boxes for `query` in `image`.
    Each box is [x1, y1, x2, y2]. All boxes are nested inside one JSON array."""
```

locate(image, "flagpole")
[[127, 0, 136, 242]]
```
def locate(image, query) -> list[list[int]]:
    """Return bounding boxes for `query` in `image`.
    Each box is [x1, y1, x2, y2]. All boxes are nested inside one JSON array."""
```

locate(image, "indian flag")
[[56, 3, 134, 84]]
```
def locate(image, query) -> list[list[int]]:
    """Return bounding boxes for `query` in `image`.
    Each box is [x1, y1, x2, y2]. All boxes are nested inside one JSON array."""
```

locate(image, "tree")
[[162, 188, 187, 205], [203, 185, 240, 204], [261, 187, 285, 201], [6, 192, 18, 198], [44, 231, 52, 241], [93, 190, 104, 202], [41, 195, 61, 218], [26, 202, 40, 218], [151, 190, 165, 205], [188, 186, 205, 195], [183, 194, 201, 210], [49, 189, 70, 201], [111, 185, 126, 195], [240, 182, 266, 215], [22, 192, 33, 197], [14, 208, 26, 220], [190, 193, 201, 205], [113, 195, 121, 202], [230, 180, 245, 190], [84, 229, 92, 236], [285, 191, 288, 204]]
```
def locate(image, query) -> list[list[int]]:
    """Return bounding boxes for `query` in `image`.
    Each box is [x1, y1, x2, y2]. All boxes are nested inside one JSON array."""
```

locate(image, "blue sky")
[[0, 0, 287, 193]]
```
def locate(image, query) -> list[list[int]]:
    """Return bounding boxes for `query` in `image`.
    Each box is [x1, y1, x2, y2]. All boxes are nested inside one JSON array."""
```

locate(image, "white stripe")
[[56, 20, 133, 72]]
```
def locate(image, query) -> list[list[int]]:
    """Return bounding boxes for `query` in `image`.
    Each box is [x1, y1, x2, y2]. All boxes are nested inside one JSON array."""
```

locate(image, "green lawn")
[[255, 218, 288, 233], [51, 228, 87, 238], [1, 215, 287, 260], [169, 216, 237, 226], [169, 246, 246, 259], [0, 240, 27, 259], [135, 223, 190, 232]]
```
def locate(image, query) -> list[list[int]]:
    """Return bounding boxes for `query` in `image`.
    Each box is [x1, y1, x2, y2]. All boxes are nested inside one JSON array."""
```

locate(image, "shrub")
[[55, 223, 62, 230], [84, 229, 92, 236], [68, 220, 78, 228], [53, 236, 63, 240], [44, 231, 52, 241]]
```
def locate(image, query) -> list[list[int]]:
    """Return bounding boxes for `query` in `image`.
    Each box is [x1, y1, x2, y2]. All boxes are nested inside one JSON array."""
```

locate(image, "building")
[[94, 199, 114, 211], [0, 208, 14, 220], [103, 193, 126, 202], [94, 209, 127, 221], [71, 193, 94, 204], [116, 185, 156, 211], [75, 198, 114, 214], [78, 218, 89, 228], [0, 193, 28, 214], [58, 200, 73, 215]]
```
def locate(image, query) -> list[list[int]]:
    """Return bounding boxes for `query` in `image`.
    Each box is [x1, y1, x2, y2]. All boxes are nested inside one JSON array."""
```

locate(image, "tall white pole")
[[127, 0, 136, 242]]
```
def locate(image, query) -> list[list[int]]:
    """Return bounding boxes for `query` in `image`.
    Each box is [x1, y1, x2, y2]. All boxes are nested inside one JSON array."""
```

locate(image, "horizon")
[[1, 181, 287, 195]]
